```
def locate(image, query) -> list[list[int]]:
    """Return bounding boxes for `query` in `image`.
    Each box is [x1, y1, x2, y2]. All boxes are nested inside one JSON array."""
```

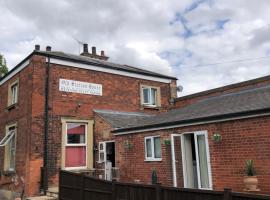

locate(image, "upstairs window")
[[11, 84, 18, 104], [8, 80, 19, 107], [141, 85, 161, 107], [145, 136, 162, 161]]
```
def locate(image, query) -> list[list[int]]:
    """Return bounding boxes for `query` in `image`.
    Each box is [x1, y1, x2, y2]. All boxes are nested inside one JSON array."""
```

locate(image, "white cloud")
[[1, 0, 270, 96]]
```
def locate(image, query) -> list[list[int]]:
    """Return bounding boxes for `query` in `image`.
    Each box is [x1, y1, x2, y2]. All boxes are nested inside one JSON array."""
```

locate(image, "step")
[[46, 187, 59, 198], [26, 196, 57, 200]]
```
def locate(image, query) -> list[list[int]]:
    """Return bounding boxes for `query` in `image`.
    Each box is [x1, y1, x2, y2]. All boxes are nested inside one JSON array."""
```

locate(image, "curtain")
[[65, 146, 86, 167], [146, 139, 152, 157], [197, 135, 209, 188], [154, 137, 161, 158]]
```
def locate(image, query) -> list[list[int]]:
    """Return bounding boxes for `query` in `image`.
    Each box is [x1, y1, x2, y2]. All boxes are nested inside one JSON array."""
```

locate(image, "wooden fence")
[[59, 170, 270, 200]]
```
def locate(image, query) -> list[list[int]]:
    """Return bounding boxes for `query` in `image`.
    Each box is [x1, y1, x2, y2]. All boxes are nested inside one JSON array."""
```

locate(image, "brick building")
[[0, 44, 177, 196], [94, 76, 270, 194], [1, 43, 270, 197]]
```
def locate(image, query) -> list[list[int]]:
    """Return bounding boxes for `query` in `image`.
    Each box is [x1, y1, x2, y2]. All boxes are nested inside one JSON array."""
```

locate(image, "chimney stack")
[[83, 43, 88, 53], [80, 44, 109, 61], [46, 46, 52, 52], [92, 46, 96, 55], [101, 50, 105, 56], [35, 44, 40, 51]]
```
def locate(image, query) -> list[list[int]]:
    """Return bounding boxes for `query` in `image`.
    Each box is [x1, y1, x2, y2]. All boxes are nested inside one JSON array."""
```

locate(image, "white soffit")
[[48, 58, 172, 83]]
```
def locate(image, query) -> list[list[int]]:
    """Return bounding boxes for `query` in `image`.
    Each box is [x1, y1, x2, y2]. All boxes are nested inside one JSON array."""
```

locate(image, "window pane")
[[8, 136, 16, 170], [7, 126, 16, 170], [150, 88, 157, 105], [100, 152, 105, 162], [65, 146, 86, 167], [143, 88, 150, 104], [67, 124, 86, 144], [146, 139, 152, 158], [99, 143, 104, 151], [154, 137, 161, 158], [197, 135, 210, 188], [11, 84, 18, 104]]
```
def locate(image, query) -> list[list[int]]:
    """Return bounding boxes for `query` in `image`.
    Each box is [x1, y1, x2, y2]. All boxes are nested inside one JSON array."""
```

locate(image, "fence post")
[[155, 184, 161, 200], [223, 188, 232, 200], [112, 181, 116, 200], [80, 174, 85, 200]]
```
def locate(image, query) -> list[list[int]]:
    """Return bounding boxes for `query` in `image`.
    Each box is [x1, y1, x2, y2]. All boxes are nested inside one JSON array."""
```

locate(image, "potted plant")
[[243, 160, 259, 191]]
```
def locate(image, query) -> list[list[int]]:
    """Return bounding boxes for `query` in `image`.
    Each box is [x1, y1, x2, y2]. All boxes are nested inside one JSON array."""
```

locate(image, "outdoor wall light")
[[212, 133, 222, 142], [124, 140, 133, 149]]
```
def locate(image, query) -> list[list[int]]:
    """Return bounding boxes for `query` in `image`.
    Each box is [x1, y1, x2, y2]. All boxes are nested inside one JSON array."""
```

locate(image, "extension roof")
[[95, 84, 270, 134]]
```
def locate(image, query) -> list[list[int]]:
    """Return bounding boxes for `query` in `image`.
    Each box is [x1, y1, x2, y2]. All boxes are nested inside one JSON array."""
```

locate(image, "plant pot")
[[243, 176, 258, 191]]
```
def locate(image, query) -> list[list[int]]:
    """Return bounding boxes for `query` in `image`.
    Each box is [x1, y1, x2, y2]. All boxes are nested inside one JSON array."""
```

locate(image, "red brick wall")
[[175, 77, 270, 108], [0, 59, 35, 195], [26, 54, 174, 194], [103, 116, 270, 194]]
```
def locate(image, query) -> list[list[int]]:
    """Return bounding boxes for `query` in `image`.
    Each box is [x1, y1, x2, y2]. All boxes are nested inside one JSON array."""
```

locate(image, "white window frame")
[[7, 79, 19, 107], [142, 86, 158, 107], [3, 125, 17, 172], [144, 136, 162, 161], [98, 142, 106, 163], [11, 83, 18, 105], [64, 123, 88, 170], [194, 131, 212, 190], [180, 131, 213, 190], [0, 130, 15, 147]]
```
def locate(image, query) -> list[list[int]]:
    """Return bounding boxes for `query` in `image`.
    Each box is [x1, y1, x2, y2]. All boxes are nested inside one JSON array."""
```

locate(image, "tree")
[[0, 54, 8, 78]]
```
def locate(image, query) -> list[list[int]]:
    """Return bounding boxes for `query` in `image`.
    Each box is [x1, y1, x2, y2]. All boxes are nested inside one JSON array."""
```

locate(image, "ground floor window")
[[0, 124, 17, 171], [65, 123, 87, 168], [61, 119, 94, 170], [144, 136, 161, 161]]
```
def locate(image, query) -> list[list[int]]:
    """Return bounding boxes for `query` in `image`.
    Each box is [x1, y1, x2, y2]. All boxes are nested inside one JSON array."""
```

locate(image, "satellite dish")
[[176, 85, 184, 92]]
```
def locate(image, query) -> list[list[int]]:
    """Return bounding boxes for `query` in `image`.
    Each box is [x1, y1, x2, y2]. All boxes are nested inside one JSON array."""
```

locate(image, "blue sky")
[[1, 0, 270, 96]]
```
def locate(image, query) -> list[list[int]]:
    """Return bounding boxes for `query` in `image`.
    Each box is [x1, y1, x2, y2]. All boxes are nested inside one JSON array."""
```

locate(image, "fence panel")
[[59, 170, 82, 200], [59, 170, 270, 200], [84, 176, 112, 200]]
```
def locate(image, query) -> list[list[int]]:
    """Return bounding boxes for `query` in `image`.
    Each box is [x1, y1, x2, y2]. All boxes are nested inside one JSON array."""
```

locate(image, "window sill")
[[141, 105, 161, 110], [6, 103, 18, 111], [144, 159, 162, 162], [2, 170, 16, 176]]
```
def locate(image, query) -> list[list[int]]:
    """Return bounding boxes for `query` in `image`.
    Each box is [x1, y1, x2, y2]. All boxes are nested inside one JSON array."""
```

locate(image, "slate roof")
[[0, 50, 177, 84], [95, 85, 270, 133], [94, 109, 154, 129], [35, 50, 177, 80]]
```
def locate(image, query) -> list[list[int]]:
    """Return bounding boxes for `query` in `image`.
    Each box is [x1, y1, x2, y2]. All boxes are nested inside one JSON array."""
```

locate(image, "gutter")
[[112, 108, 270, 135]]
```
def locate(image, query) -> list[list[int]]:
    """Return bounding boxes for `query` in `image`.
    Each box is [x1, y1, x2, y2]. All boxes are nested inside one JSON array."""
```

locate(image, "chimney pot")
[[83, 44, 88, 53], [46, 46, 52, 51], [35, 44, 40, 51], [101, 50, 105, 56], [92, 46, 96, 55]]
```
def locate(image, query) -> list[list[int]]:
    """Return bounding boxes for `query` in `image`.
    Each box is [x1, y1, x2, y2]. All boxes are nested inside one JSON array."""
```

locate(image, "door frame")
[[171, 131, 213, 189], [99, 140, 115, 180], [194, 131, 213, 189], [171, 134, 182, 187]]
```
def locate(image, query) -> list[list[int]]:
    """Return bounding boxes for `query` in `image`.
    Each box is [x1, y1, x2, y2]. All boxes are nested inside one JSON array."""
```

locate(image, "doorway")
[[171, 131, 212, 189], [99, 141, 115, 180]]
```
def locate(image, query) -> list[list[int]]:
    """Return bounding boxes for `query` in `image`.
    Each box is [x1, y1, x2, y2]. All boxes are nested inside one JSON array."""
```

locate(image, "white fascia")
[[0, 60, 30, 86], [47, 58, 172, 83]]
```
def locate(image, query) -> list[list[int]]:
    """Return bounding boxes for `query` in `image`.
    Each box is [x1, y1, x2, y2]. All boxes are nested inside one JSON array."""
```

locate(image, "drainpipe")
[[42, 56, 50, 193]]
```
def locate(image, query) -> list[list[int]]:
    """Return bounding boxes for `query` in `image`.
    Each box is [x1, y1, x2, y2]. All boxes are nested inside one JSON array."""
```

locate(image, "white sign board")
[[59, 79, 102, 96]]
